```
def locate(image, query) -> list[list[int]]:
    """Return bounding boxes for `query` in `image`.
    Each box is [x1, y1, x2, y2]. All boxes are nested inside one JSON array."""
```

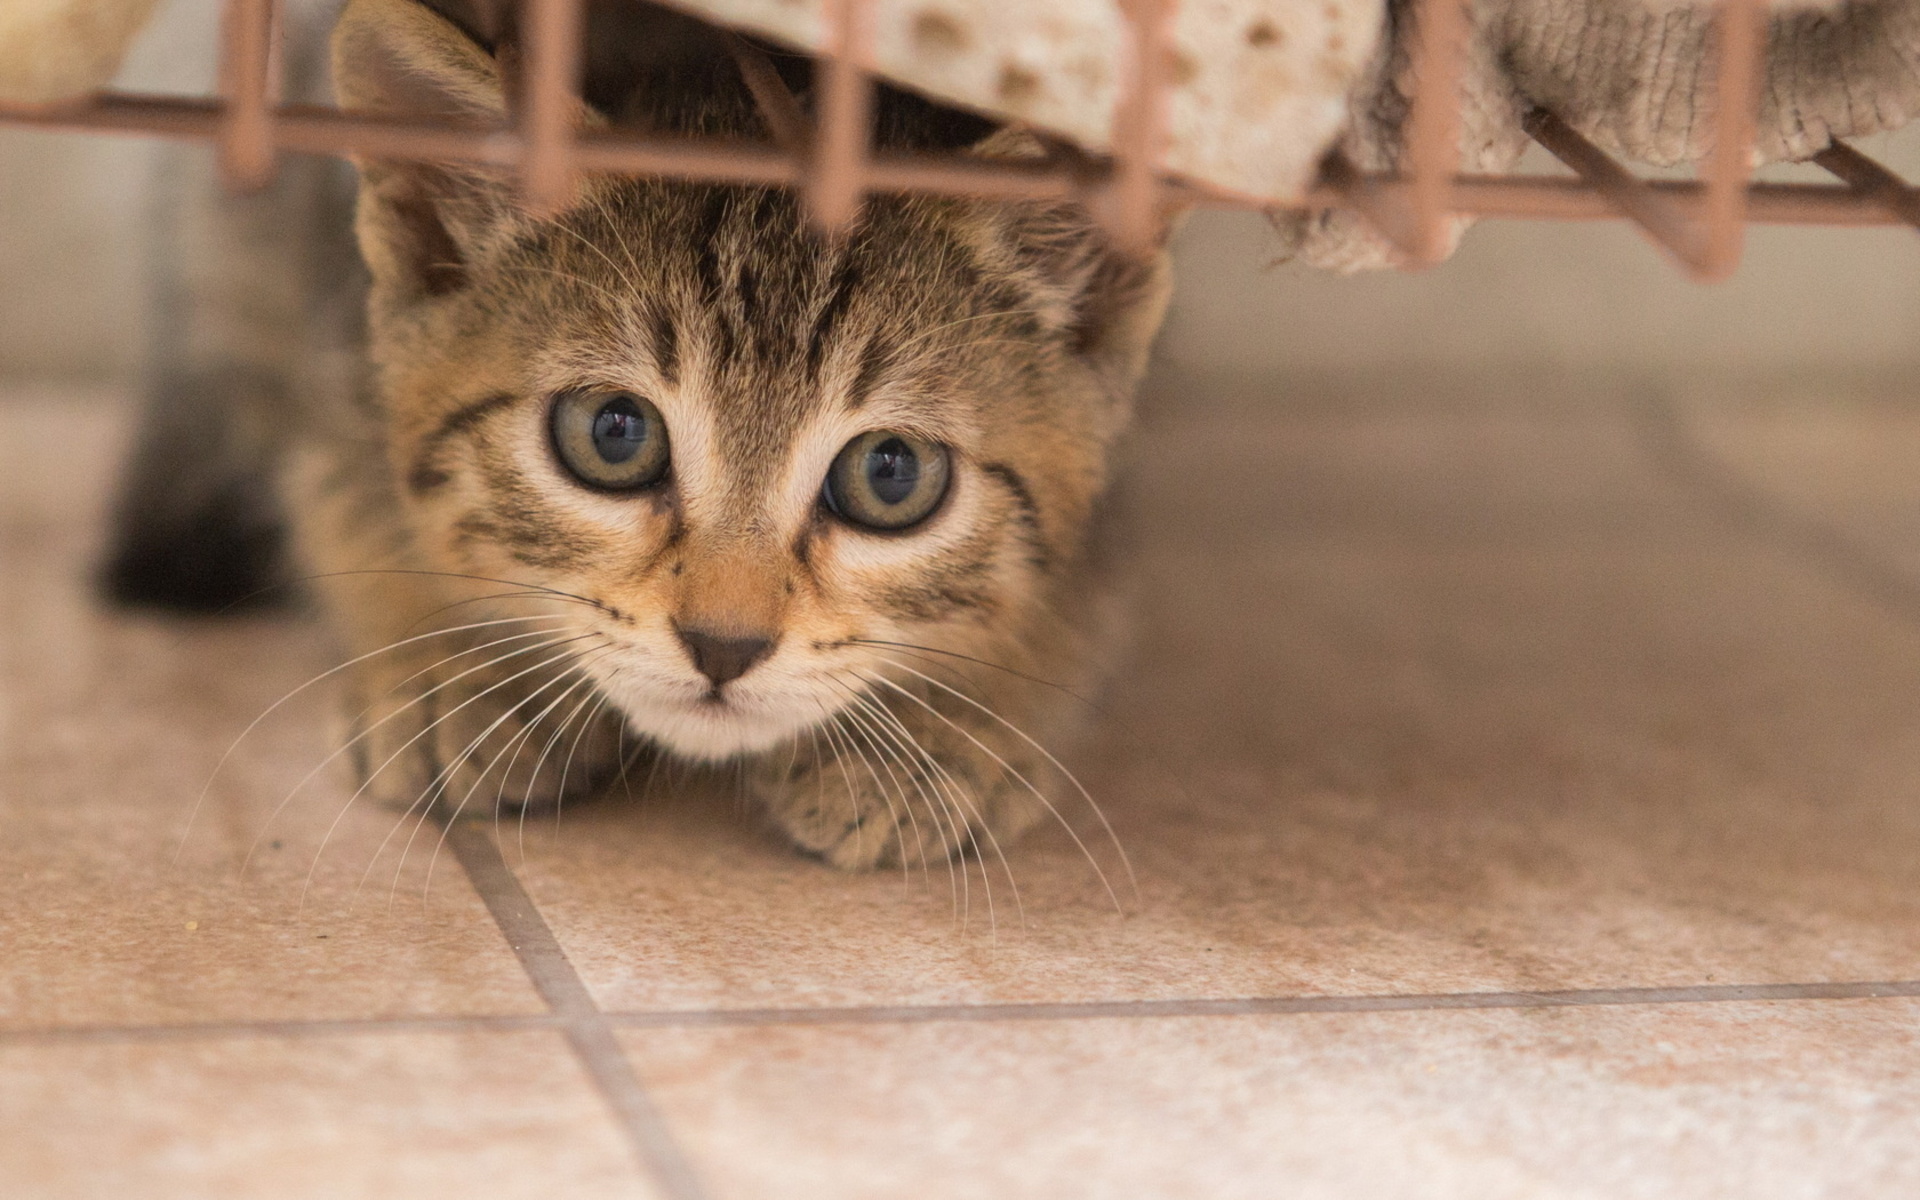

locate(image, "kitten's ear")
[[966, 129, 1175, 389], [331, 0, 516, 300]]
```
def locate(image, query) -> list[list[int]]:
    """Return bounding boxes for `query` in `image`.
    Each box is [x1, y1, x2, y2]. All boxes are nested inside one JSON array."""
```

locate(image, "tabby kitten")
[[288, 0, 1171, 869]]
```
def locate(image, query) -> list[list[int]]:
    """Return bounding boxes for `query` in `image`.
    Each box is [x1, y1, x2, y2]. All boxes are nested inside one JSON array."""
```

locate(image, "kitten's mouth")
[[591, 668, 839, 763]]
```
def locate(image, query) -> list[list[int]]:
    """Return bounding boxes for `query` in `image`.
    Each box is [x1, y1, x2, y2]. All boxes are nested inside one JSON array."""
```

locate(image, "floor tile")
[[0, 393, 544, 1029], [13, 371, 1920, 1193], [513, 375, 1920, 1011], [0, 1030, 654, 1199], [619, 999, 1920, 1199], [1674, 377, 1920, 578]]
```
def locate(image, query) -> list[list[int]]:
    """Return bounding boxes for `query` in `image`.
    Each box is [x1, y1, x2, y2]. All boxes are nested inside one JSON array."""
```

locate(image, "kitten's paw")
[[747, 725, 1043, 871], [343, 662, 630, 816]]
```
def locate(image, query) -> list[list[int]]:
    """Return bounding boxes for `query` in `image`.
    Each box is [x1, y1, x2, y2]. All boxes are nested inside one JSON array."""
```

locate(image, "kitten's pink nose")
[[675, 625, 775, 688]]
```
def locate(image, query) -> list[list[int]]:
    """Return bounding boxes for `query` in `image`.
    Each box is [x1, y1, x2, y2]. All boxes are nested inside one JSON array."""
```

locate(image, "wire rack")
[[1, 0, 1917, 279]]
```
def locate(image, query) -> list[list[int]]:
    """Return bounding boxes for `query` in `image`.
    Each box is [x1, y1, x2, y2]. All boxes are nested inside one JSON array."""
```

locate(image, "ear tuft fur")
[[332, 0, 506, 122], [961, 126, 1173, 385], [332, 0, 522, 302], [958, 133, 1172, 387]]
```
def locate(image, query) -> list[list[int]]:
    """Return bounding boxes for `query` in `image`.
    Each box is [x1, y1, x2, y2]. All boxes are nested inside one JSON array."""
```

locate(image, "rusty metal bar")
[[726, 35, 810, 155], [1813, 141, 1920, 232], [1324, 162, 1428, 262], [1401, 0, 1471, 265], [520, 0, 583, 214], [1698, 0, 1767, 279], [1443, 177, 1899, 226], [266, 0, 287, 102], [1524, 107, 1707, 269], [1108, 0, 1176, 254], [1319, 148, 1424, 256], [218, 0, 277, 189], [0, 0, 1911, 280], [4, 89, 1916, 229], [809, 0, 874, 233]]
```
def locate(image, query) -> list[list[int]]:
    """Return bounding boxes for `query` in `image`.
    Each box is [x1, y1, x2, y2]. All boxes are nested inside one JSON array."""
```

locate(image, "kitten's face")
[[334, 0, 1168, 768], [377, 185, 1146, 761]]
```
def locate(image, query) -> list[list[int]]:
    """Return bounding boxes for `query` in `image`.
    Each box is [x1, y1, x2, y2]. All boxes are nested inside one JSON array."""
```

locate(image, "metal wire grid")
[[1, 0, 1918, 277]]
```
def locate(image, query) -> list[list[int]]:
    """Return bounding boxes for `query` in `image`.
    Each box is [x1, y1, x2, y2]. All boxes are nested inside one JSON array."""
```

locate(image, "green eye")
[[821, 431, 951, 531], [551, 389, 670, 490]]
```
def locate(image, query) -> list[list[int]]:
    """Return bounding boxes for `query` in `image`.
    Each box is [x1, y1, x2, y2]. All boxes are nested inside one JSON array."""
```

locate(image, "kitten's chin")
[[613, 693, 823, 763]]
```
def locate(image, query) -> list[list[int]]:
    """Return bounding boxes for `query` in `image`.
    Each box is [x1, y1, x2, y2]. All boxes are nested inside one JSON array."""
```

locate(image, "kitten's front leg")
[[338, 630, 633, 818], [748, 687, 1051, 871], [289, 447, 633, 816]]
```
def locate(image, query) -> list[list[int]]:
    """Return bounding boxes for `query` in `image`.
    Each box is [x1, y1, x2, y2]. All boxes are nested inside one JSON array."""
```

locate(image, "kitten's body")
[[116, 0, 1171, 869], [104, 0, 358, 609]]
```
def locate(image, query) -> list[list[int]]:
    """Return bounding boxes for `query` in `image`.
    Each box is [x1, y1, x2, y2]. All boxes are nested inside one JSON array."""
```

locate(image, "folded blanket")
[[690, 1, 1382, 208], [696, 0, 1920, 267], [8, 0, 1915, 272], [1288, 0, 1920, 268], [0, 0, 157, 104], [0, 0, 1385, 205]]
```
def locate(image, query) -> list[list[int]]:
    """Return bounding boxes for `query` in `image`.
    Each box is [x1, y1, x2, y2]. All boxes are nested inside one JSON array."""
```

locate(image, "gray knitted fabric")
[[1284, 0, 1920, 269]]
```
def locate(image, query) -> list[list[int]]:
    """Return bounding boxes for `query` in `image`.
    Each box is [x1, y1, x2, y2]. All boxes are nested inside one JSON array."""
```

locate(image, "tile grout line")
[[1, 1014, 563, 1044], [10, 979, 1919, 1046], [445, 819, 711, 1200], [600, 980, 1920, 1027]]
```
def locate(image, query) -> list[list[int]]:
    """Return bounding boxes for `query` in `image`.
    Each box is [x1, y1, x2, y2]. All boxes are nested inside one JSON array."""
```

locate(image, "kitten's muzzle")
[[675, 624, 776, 689]]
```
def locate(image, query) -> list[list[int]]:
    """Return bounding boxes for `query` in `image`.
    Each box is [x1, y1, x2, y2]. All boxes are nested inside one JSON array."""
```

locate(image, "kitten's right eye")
[[550, 390, 670, 490], [821, 431, 951, 531]]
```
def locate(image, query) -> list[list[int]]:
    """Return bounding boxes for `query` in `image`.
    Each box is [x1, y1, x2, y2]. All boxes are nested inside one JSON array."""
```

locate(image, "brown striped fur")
[[301, 0, 1172, 868]]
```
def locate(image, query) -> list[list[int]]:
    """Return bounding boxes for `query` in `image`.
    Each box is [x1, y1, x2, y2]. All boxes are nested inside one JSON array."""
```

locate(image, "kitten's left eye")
[[822, 431, 951, 531], [550, 389, 670, 490]]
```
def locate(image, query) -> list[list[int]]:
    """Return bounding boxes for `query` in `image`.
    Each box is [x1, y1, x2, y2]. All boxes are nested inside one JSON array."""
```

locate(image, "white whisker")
[[877, 656, 1136, 900], [420, 651, 616, 901], [553, 218, 637, 289], [837, 684, 969, 916], [517, 680, 609, 861], [382, 645, 609, 908], [824, 680, 933, 889], [813, 714, 866, 849], [250, 624, 582, 880], [301, 637, 597, 909], [862, 686, 1015, 936], [859, 670, 1110, 917], [847, 684, 1023, 933], [840, 682, 981, 909], [813, 699, 909, 884], [555, 693, 617, 836], [854, 637, 1200, 815], [182, 613, 573, 861], [490, 669, 604, 829]]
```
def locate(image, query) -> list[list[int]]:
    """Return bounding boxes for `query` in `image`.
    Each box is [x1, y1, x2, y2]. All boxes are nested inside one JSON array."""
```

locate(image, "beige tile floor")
[[4, 369, 1919, 1197]]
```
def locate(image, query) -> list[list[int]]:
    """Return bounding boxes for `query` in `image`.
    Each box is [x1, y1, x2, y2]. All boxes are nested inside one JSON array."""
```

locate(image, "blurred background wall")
[[4, 0, 1920, 390], [0, 0, 218, 385]]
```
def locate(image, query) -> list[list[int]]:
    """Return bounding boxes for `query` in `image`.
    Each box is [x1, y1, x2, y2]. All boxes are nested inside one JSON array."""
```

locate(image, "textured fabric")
[[10, 0, 1918, 270], [0, 0, 1383, 205], [0, 0, 158, 103], [1285, 0, 1920, 269], [683, 0, 1384, 206]]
